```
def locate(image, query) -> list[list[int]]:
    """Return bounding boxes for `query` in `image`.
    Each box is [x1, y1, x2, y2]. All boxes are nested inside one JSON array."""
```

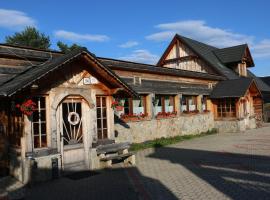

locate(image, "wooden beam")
[[163, 55, 198, 65]]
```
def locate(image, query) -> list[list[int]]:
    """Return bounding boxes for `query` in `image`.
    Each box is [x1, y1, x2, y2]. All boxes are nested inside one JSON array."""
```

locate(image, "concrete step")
[[63, 161, 87, 174]]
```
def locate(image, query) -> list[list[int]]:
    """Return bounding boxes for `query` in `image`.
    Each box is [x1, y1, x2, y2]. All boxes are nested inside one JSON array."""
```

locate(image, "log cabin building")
[[0, 34, 269, 182]]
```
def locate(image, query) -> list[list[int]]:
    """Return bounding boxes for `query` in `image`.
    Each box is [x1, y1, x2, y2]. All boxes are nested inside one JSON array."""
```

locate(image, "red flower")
[[16, 99, 37, 116]]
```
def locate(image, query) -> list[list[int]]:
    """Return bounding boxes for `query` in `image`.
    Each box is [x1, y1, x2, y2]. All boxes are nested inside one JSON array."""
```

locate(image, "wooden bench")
[[96, 142, 135, 168]]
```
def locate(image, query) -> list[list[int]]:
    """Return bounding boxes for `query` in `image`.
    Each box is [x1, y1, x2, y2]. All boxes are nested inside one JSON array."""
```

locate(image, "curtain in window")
[[181, 96, 187, 112], [202, 96, 207, 111], [165, 96, 173, 112], [133, 99, 144, 114], [189, 97, 196, 111], [154, 96, 162, 115]]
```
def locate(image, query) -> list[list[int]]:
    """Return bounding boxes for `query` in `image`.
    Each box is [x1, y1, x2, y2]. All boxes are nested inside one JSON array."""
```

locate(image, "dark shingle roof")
[[0, 48, 138, 97], [210, 77, 254, 98], [213, 44, 247, 64], [260, 76, 270, 87], [0, 43, 63, 61], [121, 78, 211, 95], [98, 57, 225, 81], [175, 35, 240, 80], [248, 71, 270, 92]]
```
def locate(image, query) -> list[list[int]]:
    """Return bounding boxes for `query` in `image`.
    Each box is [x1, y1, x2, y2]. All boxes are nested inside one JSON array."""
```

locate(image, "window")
[[119, 96, 146, 115], [181, 95, 197, 112], [154, 95, 175, 115], [133, 76, 141, 85], [96, 96, 108, 140], [32, 97, 47, 148], [217, 98, 236, 118], [202, 96, 208, 111]]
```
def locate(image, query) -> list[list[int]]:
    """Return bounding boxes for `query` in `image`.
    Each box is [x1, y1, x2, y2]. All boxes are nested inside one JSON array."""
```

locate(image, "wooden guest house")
[[0, 34, 269, 183]]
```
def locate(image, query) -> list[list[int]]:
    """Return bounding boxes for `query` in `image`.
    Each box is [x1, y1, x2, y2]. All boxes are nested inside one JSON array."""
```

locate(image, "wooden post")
[[197, 95, 203, 112], [175, 94, 181, 116]]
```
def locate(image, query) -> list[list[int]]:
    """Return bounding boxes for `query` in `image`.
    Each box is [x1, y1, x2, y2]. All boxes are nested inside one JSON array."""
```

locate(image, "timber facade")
[[0, 34, 269, 183]]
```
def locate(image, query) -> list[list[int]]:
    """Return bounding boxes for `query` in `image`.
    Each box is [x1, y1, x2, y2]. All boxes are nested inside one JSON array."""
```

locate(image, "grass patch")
[[130, 128, 218, 152]]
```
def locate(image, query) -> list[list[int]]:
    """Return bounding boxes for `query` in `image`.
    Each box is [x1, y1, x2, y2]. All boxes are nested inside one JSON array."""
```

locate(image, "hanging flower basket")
[[16, 99, 37, 116], [111, 100, 123, 111]]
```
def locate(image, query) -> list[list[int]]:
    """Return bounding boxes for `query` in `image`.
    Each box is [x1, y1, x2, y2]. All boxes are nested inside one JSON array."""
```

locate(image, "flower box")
[[115, 106, 124, 111], [120, 113, 148, 122], [156, 111, 177, 119]]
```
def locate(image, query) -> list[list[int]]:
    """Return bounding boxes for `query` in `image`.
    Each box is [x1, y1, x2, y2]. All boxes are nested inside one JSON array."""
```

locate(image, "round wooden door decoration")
[[62, 99, 83, 145], [68, 112, 80, 126]]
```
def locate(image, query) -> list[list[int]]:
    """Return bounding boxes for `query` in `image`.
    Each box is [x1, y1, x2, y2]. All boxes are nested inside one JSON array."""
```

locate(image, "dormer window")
[[133, 76, 141, 85]]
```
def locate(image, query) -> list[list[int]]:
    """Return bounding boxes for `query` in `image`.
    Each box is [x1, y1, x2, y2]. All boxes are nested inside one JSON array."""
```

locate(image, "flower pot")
[[116, 106, 123, 111]]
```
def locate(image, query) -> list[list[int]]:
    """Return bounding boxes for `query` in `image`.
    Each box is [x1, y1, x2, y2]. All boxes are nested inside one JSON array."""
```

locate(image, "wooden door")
[[60, 98, 85, 167], [96, 96, 108, 140]]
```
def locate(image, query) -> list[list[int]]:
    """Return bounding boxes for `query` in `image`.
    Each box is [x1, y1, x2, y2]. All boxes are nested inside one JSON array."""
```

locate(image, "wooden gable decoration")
[[157, 35, 217, 74]]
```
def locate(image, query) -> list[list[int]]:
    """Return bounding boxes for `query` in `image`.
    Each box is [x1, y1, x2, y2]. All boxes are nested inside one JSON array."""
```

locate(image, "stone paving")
[[131, 124, 270, 200], [3, 124, 270, 200]]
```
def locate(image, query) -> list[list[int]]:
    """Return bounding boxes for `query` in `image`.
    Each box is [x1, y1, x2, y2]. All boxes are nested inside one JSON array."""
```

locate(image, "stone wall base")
[[214, 117, 257, 133], [115, 113, 215, 144]]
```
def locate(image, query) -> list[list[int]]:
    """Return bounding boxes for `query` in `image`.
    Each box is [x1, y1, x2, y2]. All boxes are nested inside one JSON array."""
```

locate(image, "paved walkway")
[[131, 124, 270, 200], [4, 124, 270, 200]]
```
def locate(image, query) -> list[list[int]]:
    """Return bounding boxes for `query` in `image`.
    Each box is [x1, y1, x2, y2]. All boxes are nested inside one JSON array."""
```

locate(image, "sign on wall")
[[83, 76, 99, 85]]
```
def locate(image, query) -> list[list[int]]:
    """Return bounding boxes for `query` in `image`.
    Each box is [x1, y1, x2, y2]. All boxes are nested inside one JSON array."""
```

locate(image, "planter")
[[121, 117, 139, 122], [115, 106, 124, 111]]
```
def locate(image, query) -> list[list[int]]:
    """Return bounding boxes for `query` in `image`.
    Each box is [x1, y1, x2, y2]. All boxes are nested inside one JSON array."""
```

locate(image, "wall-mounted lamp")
[[31, 84, 39, 89]]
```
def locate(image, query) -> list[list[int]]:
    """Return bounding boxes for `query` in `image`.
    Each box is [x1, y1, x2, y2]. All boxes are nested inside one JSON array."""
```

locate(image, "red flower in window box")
[[156, 111, 177, 119], [16, 99, 37, 116], [111, 100, 123, 111]]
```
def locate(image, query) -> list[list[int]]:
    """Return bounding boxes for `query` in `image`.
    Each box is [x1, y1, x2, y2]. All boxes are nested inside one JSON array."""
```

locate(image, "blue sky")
[[0, 0, 270, 76]]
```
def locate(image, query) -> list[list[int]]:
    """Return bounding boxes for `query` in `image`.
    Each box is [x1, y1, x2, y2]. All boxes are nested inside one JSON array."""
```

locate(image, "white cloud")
[[146, 20, 254, 47], [0, 9, 36, 30], [119, 49, 159, 64], [252, 39, 270, 59], [54, 30, 109, 42], [119, 41, 139, 48]]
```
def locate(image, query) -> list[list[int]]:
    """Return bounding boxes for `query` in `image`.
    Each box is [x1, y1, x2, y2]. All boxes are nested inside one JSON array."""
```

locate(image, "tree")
[[57, 41, 82, 53], [5, 27, 51, 50]]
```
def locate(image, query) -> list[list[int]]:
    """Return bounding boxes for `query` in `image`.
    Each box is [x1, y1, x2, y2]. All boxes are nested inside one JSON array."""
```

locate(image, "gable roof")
[[0, 48, 138, 97], [98, 57, 225, 81], [260, 76, 270, 87], [210, 77, 258, 98], [248, 71, 270, 92], [157, 34, 259, 80], [158, 34, 240, 80], [213, 44, 248, 64]]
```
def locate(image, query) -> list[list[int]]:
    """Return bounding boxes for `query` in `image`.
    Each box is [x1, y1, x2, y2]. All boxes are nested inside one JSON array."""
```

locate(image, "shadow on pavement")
[[3, 165, 178, 200], [148, 147, 270, 200]]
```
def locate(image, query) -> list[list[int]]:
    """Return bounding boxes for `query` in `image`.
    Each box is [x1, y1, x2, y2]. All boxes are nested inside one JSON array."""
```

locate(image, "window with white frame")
[[32, 97, 47, 148], [202, 96, 208, 111], [119, 96, 146, 116], [154, 95, 175, 115], [181, 95, 197, 112]]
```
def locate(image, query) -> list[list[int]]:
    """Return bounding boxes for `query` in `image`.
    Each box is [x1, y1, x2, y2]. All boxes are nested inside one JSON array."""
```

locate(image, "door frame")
[[57, 96, 90, 169]]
